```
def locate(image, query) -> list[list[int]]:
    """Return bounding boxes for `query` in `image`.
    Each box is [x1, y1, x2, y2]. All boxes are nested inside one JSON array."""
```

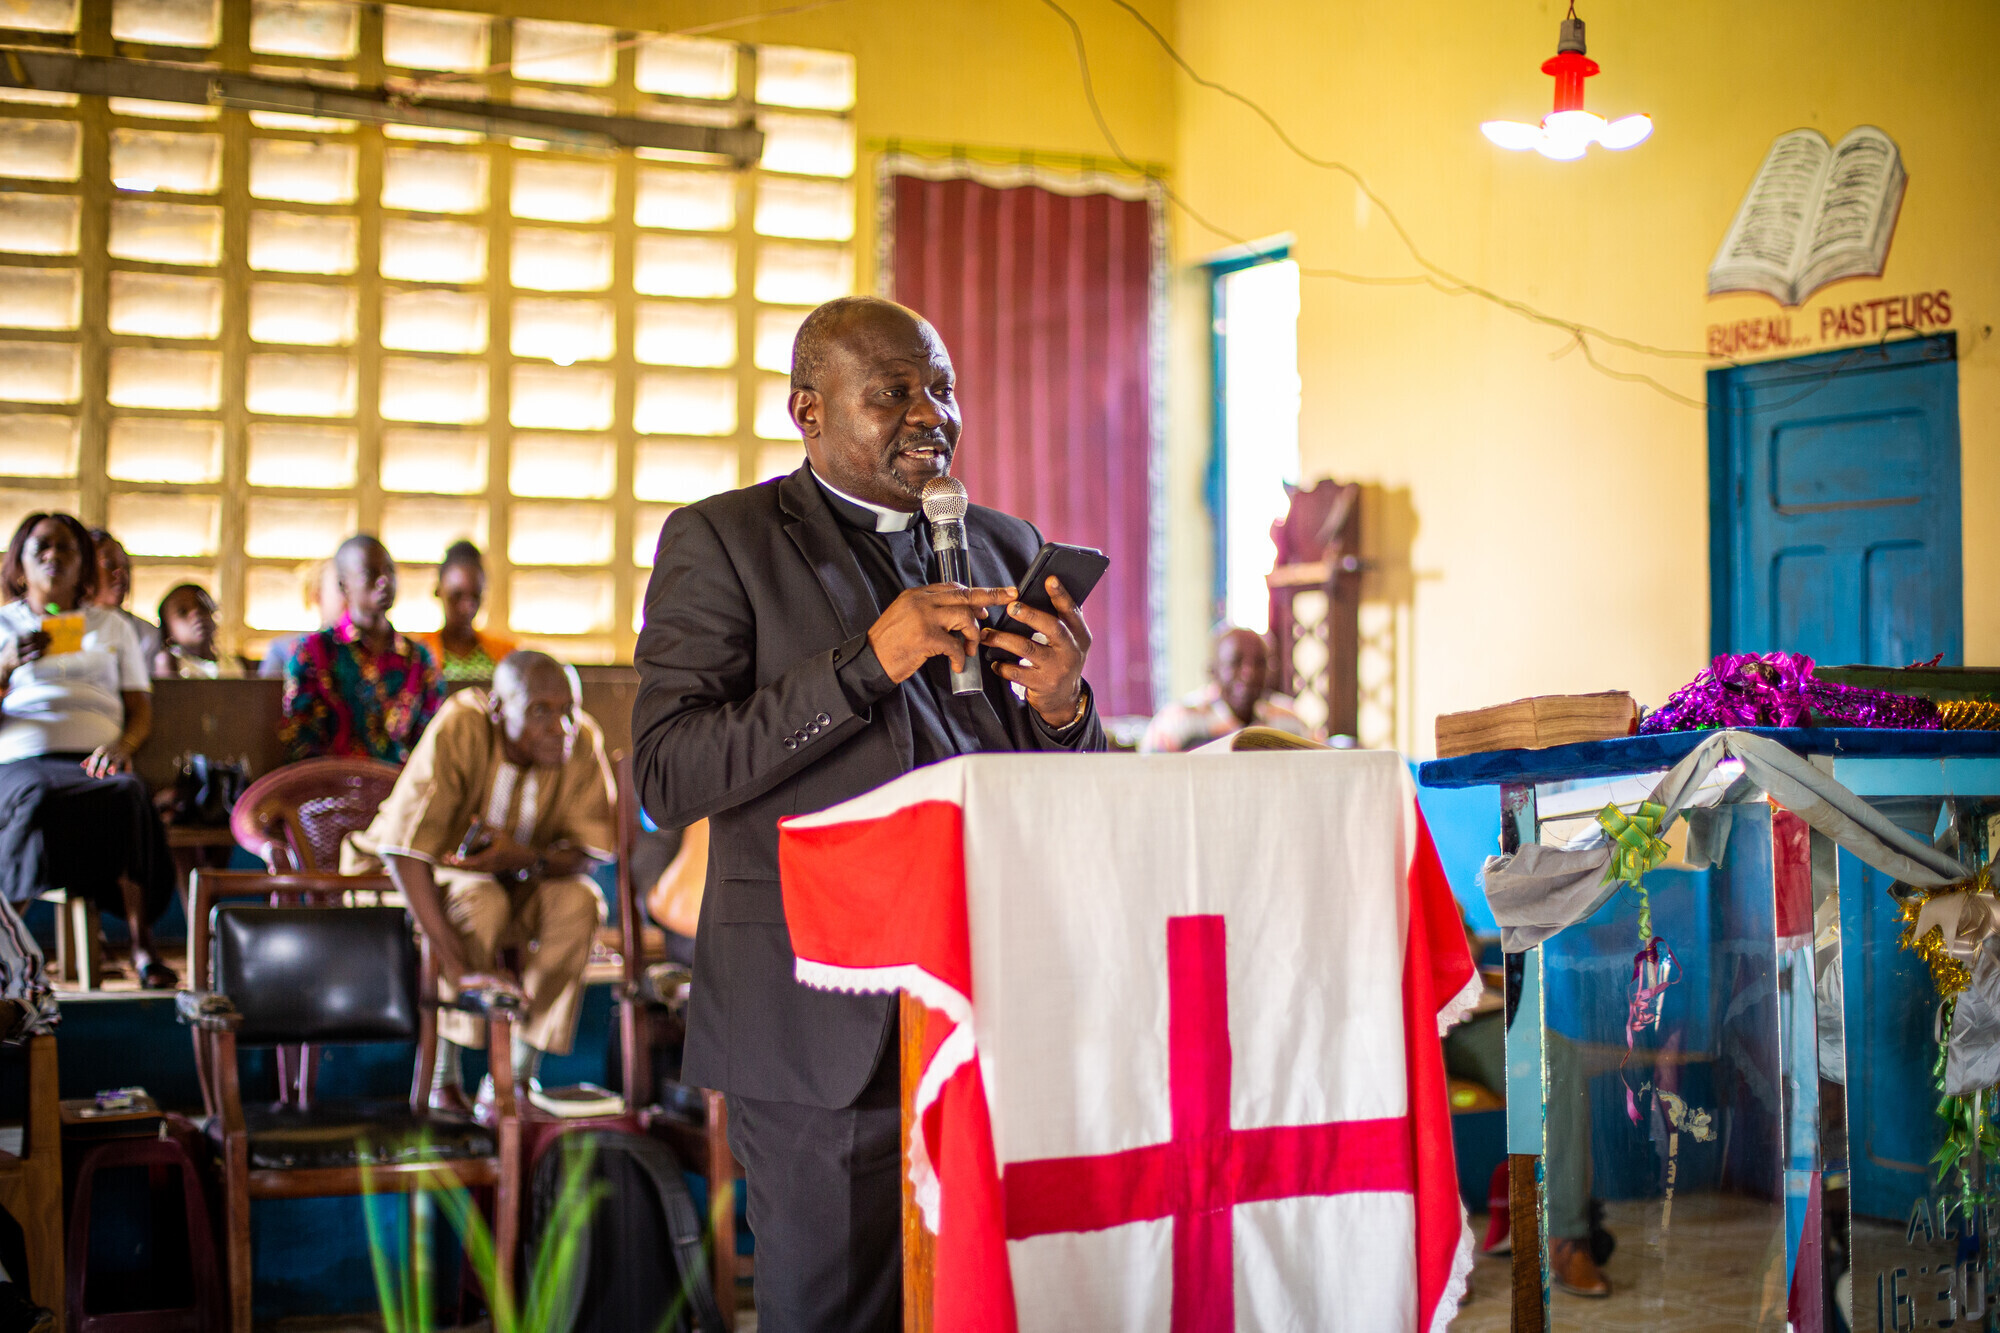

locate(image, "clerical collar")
[[813, 470, 916, 533]]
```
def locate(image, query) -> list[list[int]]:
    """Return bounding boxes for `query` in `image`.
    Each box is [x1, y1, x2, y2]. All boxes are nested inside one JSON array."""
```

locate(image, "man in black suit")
[[632, 295, 1106, 1331]]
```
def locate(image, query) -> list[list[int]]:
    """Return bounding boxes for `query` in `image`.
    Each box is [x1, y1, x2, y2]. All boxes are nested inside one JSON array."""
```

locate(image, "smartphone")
[[455, 817, 494, 861], [985, 542, 1109, 650]]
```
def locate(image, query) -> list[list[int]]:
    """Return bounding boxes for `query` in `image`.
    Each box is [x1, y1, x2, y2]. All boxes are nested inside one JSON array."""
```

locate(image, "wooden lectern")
[[900, 992, 936, 1332]]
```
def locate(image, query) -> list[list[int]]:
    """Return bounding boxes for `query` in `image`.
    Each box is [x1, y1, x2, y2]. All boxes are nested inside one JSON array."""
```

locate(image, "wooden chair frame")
[[1267, 478, 1364, 740], [612, 755, 741, 1324], [185, 869, 520, 1333], [0, 1034, 61, 1325]]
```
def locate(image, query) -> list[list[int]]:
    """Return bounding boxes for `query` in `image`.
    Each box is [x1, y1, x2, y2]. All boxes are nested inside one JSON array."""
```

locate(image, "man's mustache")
[[892, 432, 952, 455]]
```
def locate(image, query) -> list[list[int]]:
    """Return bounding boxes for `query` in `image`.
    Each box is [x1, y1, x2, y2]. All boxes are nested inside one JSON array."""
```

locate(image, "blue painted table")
[[1421, 729, 2000, 1332]]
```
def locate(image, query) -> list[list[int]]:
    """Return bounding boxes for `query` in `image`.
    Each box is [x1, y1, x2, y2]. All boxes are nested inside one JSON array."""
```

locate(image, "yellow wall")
[[426, 0, 1996, 744], [1171, 0, 2000, 752]]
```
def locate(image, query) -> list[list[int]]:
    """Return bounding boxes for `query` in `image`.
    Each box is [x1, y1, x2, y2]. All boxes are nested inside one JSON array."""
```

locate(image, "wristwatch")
[[1051, 687, 1090, 732]]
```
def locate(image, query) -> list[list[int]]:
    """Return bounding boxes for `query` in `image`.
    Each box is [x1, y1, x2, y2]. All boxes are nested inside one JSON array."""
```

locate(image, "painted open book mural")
[[1708, 126, 1906, 306]]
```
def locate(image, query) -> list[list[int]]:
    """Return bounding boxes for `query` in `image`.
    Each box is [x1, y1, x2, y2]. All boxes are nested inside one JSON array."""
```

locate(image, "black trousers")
[[726, 1041, 902, 1333], [0, 754, 172, 923]]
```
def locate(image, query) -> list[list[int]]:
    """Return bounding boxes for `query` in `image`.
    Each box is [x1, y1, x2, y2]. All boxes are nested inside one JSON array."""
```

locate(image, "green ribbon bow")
[[1599, 800, 1670, 887], [1599, 800, 1671, 943]]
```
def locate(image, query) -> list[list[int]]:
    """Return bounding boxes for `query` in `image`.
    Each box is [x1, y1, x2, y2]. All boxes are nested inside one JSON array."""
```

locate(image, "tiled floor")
[[1451, 1193, 1791, 1332]]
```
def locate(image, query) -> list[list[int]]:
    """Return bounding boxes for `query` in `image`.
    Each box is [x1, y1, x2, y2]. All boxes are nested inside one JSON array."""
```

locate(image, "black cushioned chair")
[[180, 872, 522, 1333]]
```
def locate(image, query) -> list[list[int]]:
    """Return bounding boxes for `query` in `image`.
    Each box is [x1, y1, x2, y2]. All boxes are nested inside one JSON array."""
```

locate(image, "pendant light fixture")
[[1481, 5, 1652, 160]]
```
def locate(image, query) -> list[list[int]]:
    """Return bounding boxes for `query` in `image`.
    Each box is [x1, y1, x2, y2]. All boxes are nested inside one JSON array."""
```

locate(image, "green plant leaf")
[[425, 1164, 515, 1333], [358, 1148, 404, 1333], [524, 1137, 606, 1333]]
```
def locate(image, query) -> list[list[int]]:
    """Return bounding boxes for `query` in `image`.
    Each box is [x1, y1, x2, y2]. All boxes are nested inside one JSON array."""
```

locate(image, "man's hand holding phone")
[[444, 817, 538, 877], [981, 575, 1092, 726]]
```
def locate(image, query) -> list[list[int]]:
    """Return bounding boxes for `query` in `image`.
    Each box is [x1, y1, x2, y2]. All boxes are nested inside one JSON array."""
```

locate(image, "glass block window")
[[0, 5, 856, 661]]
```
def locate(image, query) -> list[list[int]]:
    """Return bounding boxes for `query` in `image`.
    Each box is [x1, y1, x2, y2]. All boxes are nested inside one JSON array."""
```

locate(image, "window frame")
[[1204, 238, 1293, 627], [0, 0, 856, 662]]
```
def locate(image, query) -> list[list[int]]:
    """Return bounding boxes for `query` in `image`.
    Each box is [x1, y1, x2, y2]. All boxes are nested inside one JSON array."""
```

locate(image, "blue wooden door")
[[1712, 334, 1964, 1224], [1709, 333, 1962, 668]]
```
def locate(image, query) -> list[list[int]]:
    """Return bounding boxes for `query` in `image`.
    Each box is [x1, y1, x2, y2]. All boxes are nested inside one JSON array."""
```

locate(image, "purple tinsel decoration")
[[1639, 651, 1942, 734]]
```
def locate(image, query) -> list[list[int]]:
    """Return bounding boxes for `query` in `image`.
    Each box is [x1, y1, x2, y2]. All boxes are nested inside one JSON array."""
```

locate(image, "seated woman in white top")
[[0, 513, 177, 988]]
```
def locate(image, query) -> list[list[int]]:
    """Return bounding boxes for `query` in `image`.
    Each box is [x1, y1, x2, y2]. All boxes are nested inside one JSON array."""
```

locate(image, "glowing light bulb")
[[1482, 13, 1649, 160], [1481, 120, 1543, 151], [1599, 113, 1653, 151]]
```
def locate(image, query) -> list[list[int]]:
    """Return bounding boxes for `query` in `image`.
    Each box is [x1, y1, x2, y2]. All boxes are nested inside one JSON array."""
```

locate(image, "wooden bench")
[[136, 667, 639, 793]]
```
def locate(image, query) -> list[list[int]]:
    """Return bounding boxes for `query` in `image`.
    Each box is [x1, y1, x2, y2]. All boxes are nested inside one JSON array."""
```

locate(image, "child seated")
[[153, 584, 245, 680]]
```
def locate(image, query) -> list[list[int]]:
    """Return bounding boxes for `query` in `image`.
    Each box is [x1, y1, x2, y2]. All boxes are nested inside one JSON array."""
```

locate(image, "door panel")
[[1772, 546, 1835, 653], [1770, 411, 1927, 513], [1864, 541, 1931, 666], [1711, 333, 1961, 668]]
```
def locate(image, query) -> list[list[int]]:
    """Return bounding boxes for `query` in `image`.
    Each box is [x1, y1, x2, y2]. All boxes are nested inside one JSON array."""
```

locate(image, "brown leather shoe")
[[427, 1085, 473, 1119], [1549, 1237, 1610, 1297]]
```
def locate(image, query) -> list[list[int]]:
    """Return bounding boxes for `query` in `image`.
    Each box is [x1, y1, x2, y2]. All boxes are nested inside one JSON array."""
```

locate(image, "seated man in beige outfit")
[[345, 650, 616, 1113]]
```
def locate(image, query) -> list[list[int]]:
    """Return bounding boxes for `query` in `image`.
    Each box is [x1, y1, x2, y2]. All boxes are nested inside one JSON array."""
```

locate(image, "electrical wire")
[[1042, 0, 1712, 408]]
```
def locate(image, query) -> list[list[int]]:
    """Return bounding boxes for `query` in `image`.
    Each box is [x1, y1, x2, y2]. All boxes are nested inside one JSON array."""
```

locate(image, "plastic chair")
[[64, 1128, 223, 1332], [229, 757, 402, 873]]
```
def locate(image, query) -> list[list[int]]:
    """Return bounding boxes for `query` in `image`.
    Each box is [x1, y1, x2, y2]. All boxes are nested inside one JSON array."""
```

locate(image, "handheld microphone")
[[920, 475, 985, 697]]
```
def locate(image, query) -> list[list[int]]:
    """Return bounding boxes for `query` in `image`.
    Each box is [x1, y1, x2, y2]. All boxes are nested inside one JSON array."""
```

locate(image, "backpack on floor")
[[525, 1128, 728, 1333]]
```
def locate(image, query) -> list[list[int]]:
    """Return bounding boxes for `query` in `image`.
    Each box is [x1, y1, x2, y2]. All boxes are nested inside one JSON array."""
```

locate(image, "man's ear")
[[790, 388, 822, 440]]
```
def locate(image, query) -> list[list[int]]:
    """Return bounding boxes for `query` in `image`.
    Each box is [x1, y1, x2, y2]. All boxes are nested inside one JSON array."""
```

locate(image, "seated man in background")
[[153, 584, 246, 679], [1139, 625, 1312, 752], [345, 650, 614, 1112], [280, 535, 441, 763], [260, 557, 344, 680]]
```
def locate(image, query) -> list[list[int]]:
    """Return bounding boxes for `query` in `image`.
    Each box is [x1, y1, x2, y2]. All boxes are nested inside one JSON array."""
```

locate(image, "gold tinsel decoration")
[[1940, 699, 2000, 730], [1898, 869, 1998, 997]]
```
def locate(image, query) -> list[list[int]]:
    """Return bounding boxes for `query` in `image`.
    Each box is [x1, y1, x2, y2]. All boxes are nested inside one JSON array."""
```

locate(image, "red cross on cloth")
[[1001, 914, 1417, 1332]]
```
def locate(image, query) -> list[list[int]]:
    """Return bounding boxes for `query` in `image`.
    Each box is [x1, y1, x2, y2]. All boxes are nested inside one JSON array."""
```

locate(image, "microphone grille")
[[920, 475, 969, 523]]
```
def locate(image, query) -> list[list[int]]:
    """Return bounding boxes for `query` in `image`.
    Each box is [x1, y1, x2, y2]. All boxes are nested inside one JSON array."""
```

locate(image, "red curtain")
[[886, 164, 1161, 717]]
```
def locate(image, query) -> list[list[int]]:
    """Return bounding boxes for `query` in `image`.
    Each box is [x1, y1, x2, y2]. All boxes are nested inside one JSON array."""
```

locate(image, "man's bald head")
[[786, 296, 961, 510], [335, 533, 387, 574], [1210, 626, 1272, 726], [333, 533, 396, 631], [491, 650, 578, 766], [492, 649, 569, 701], [790, 295, 936, 394]]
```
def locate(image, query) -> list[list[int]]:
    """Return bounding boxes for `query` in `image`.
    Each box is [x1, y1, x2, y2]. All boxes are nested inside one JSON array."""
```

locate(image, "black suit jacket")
[[632, 465, 1106, 1108]]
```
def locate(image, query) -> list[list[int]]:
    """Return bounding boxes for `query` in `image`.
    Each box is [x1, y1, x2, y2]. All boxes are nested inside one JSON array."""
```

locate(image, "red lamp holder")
[[1540, 18, 1598, 113]]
